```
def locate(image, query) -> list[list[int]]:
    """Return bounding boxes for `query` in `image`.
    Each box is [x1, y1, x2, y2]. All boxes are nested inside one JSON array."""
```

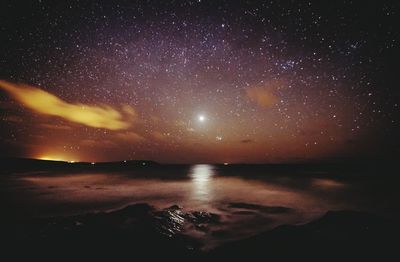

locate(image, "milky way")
[[0, 0, 399, 163]]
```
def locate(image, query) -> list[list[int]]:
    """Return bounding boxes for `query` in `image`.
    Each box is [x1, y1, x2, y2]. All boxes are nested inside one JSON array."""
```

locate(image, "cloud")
[[39, 123, 72, 130], [245, 80, 285, 108], [0, 80, 135, 130]]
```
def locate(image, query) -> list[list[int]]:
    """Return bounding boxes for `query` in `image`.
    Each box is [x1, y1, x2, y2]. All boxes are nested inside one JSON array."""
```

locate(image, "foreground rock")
[[208, 210, 400, 260], [2, 205, 399, 261], [2, 203, 219, 260]]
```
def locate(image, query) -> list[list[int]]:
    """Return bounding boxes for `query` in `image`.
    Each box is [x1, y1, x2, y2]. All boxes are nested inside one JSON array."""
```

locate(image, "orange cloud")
[[0, 80, 135, 130], [245, 80, 286, 108]]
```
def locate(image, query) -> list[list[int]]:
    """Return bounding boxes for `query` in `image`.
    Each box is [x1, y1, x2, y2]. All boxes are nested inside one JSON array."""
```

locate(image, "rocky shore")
[[2, 203, 398, 261]]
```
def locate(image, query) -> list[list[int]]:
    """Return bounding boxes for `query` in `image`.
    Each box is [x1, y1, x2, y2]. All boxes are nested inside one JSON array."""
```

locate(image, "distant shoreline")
[[1, 157, 398, 178]]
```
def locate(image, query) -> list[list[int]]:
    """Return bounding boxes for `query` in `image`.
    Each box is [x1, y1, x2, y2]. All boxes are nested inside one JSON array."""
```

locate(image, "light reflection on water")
[[189, 164, 215, 203], [4, 164, 400, 247]]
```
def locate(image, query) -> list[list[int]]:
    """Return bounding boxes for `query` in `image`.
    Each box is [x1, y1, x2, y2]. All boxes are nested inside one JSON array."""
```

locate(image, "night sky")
[[0, 0, 399, 163]]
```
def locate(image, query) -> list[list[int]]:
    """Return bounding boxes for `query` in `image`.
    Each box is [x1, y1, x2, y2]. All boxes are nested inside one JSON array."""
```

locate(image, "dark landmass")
[[0, 157, 192, 179], [210, 210, 400, 261], [0, 157, 162, 173], [1, 202, 398, 261], [1, 157, 398, 178]]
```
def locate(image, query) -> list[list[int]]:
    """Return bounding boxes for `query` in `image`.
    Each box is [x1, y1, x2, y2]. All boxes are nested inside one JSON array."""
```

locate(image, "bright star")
[[198, 114, 206, 122]]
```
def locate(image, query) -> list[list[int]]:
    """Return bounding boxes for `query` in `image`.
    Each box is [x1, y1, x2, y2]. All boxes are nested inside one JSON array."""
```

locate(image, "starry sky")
[[0, 0, 399, 163]]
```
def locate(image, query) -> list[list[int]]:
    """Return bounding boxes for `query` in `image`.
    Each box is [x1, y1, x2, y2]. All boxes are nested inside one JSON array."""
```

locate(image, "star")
[[198, 114, 206, 123]]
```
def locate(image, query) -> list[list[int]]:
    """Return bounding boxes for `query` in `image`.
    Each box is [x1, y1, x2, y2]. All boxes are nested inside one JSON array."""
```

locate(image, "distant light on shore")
[[37, 155, 77, 163]]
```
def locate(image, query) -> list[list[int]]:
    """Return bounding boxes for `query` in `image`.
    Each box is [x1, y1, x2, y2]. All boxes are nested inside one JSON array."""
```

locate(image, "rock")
[[228, 202, 294, 214], [209, 210, 400, 260], [187, 211, 220, 224]]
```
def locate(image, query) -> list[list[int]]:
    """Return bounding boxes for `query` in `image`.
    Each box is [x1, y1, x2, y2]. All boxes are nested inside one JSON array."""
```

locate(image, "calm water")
[[2, 164, 399, 248]]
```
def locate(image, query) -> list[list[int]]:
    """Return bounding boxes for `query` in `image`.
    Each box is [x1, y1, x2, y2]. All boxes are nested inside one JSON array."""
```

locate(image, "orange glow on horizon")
[[37, 155, 77, 163]]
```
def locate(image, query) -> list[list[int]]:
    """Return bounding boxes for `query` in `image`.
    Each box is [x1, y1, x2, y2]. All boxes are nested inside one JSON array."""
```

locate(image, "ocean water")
[[1, 164, 399, 248]]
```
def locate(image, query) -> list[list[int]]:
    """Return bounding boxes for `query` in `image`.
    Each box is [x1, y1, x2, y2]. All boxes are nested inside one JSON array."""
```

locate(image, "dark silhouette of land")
[[1, 157, 398, 177]]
